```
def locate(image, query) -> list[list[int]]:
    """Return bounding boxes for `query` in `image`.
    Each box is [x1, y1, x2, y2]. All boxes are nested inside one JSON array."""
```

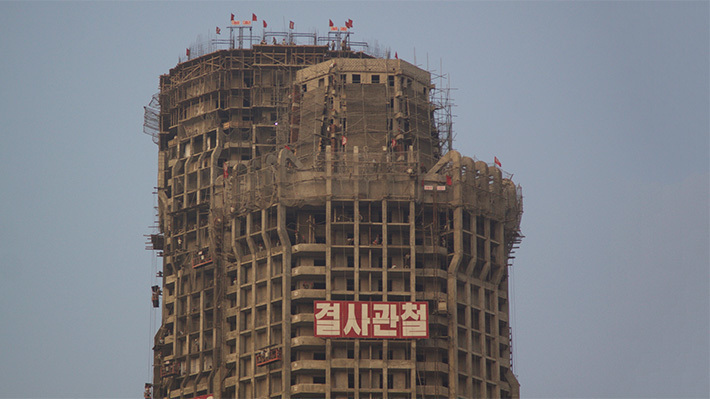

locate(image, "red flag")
[[252, 13, 257, 21], [346, 19, 353, 28], [263, 20, 267, 28], [289, 21, 294, 29], [223, 162, 228, 179], [394, 52, 398, 59], [230, 13, 234, 21], [446, 175, 452, 186], [186, 48, 190, 57], [216, 26, 221, 35], [494, 157, 502, 167], [329, 19, 334, 27]]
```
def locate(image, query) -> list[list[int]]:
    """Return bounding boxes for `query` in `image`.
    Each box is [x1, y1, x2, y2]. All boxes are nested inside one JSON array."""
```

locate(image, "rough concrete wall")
[[296, 87, 326, 158], [343, 84, 388, 146]]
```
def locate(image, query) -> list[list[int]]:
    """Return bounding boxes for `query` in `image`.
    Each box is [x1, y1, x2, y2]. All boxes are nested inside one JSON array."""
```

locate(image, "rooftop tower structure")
[[147, 28, 523, 399]]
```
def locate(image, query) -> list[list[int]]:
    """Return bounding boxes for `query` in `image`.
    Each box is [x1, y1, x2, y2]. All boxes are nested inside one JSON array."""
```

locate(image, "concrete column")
[[276, 204, 292, 399]]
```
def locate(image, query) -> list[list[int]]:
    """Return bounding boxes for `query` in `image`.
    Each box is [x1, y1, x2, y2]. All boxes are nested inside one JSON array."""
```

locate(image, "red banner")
[[314, 301, 429, 339]]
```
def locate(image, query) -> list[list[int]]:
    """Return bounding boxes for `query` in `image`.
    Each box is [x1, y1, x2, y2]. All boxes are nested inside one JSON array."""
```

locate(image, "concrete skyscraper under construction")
[[145, 23, 523, 399]]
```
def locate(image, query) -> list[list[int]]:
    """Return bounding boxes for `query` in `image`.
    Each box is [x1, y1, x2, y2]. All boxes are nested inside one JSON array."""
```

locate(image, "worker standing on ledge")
[[151, 285, 161, 308]]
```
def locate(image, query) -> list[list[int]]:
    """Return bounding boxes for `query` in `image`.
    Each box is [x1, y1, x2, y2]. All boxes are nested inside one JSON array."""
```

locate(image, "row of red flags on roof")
[[215, 15, 353, 33], [192, 16, 355, 57]]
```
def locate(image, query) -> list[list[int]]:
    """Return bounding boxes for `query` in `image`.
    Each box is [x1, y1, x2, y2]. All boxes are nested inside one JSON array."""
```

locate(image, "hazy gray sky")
[[0, 1, 707, 398]]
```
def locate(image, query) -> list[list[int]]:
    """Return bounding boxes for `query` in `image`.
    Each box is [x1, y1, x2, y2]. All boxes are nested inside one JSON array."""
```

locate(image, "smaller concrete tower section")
[[151, 42, 523, 399], [290, 58, 440, 170]]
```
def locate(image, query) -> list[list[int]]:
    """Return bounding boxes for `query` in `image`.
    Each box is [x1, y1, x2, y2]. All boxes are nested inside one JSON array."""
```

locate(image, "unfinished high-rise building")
[[147, 30, 523, 399]]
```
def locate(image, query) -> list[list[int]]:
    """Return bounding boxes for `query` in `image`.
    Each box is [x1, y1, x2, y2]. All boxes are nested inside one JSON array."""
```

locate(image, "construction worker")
[[151, 285, 161, 308]]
